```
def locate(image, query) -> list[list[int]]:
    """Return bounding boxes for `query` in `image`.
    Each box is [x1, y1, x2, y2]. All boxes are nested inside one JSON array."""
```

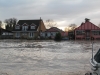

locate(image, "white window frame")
[[92, 30, 100, 35], [22, 23, 28, 31], [31, 26, 35, 29], [16, 32, 20, 37], [76, 30, 85, 35], [30, 23, 36, 29], [15, 26, 20, 29], [29, 32, 34, 37], [9, 33, 13, 35], [2, 32, 6, 35], [22, 26, 28, 31]]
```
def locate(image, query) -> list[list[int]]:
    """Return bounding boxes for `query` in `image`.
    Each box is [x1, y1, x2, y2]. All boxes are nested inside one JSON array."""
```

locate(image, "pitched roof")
[[13, 19, 42, 31], [75, 20, 100, 30], [17, 19, 41, 25], [45, 27, 64, 32]]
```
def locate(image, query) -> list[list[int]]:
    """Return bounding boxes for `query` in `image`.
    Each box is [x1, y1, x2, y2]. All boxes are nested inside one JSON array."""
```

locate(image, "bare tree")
[[65, 27, 69, 32], [4, 18, 17, 31], [45, 19, 57, 28], [69, 24, 77, 31], [64, 24, 77, 32]]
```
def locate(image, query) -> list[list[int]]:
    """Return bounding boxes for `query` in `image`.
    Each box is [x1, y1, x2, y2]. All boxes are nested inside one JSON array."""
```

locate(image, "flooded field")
[[0, 40, 100, 75]]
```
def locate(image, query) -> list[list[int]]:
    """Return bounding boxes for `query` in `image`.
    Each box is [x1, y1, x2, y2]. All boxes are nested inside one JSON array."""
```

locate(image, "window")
[[9, 33, 13, 35], [29, 32, 34, 37], [92, 30, 100, 35], [31, 26, 35, 29], [22, 26, 28, 31], [2, 32, 9, 35], [15, 26, 20, 29], [51, 33, 53, 36], [76, 30, 85, 35], [2, 33, 6, 35], [45, 33, 47, 37], [16, 32, 20, 37]]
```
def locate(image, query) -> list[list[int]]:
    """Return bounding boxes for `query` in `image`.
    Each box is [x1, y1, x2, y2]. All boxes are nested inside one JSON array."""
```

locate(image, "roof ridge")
[[90, 22, 100, 29]]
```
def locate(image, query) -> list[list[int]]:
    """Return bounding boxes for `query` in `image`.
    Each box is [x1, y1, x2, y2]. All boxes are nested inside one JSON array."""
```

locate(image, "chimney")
[[40, 17, 41, 20], [85, 18, 90, 22]]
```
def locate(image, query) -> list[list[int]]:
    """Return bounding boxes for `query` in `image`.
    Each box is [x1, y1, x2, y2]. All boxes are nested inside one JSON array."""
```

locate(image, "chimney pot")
[[85, 18, 90, 22]]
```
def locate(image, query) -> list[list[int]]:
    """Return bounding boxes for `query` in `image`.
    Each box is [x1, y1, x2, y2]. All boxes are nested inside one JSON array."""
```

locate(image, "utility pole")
[[92, 41, 94, 62]]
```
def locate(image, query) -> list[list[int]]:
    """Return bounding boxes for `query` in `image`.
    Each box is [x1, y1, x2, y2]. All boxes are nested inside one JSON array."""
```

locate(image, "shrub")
[[54, 33, 62, 41]]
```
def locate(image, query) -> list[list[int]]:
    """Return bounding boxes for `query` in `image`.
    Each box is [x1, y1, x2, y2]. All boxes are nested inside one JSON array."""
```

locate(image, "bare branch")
[[45, 19, 57, 29], [69, 24, 77, 31], [4, 18, 17, 31]]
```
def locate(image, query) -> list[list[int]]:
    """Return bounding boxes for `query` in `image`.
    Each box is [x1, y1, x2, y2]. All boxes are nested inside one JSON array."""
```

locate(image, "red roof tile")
[[75, 21, 100, 30]]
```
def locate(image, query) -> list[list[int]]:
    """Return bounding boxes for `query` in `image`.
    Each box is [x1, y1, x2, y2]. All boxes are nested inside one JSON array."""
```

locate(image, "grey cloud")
[[0, 0, 37, 7], [0, 0, 100, 30]]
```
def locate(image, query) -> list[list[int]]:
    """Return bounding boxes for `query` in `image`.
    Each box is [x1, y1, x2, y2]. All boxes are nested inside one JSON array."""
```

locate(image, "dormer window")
[[22, 26, 28, 31], [31, 26, 35, 29], [22, 23, 28, 31], [30, 23, 36, 29], [15, 24, 20, 29]]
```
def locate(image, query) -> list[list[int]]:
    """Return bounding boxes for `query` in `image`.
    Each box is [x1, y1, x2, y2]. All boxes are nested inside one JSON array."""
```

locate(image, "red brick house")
[[75, 18, 100, 40]]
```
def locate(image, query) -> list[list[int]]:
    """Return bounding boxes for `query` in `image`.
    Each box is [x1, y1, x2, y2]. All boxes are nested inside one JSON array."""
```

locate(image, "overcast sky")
[[0, 0, 100, 30]]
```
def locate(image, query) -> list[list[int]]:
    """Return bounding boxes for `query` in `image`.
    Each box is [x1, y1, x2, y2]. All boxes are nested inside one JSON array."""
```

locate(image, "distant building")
[[75, 18, 100, 40], [42, 27, 67, 39], [13, 18, 46, 39]]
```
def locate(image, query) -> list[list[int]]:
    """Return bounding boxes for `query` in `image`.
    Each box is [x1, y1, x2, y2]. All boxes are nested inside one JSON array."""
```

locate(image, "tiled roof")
[[13, 19, 42, 31], [45, 27, 64, 32], [17, 20, 41, 25], [75, 20, 100, 30]]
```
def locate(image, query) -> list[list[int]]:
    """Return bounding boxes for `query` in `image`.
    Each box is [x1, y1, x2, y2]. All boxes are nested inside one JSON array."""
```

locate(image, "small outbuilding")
[[0, 28, 13, 39]]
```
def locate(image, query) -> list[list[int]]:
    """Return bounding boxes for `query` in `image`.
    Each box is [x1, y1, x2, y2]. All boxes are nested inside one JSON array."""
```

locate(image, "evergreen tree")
[[54, 32, 62, 41]]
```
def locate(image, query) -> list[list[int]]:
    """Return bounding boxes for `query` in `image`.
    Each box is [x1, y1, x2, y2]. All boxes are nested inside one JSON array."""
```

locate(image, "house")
[[13, 18, 46, 39], [42, 27, 66, 39], [75, 18, 100, 40], [0, 28, 13, 39]]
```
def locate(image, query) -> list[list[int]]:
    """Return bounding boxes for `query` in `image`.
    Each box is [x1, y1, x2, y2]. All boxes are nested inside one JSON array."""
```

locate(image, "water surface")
[[0, 40, 99, 75]]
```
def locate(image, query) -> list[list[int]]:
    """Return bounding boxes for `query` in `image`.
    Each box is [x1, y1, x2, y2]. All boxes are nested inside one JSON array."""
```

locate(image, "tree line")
[[0, 18, 17, 31]]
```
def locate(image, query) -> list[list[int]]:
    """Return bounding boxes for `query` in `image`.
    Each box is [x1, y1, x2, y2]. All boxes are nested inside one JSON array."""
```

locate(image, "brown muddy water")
[[0, 40, 100, 75]]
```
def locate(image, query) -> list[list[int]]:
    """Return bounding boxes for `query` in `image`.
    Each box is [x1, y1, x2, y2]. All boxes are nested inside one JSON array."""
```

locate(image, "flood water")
[[0, 40, 100, 75]]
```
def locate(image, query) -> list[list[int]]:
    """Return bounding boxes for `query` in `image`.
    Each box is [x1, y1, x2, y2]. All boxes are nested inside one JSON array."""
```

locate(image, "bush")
[[54, 33, 62, 41]]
